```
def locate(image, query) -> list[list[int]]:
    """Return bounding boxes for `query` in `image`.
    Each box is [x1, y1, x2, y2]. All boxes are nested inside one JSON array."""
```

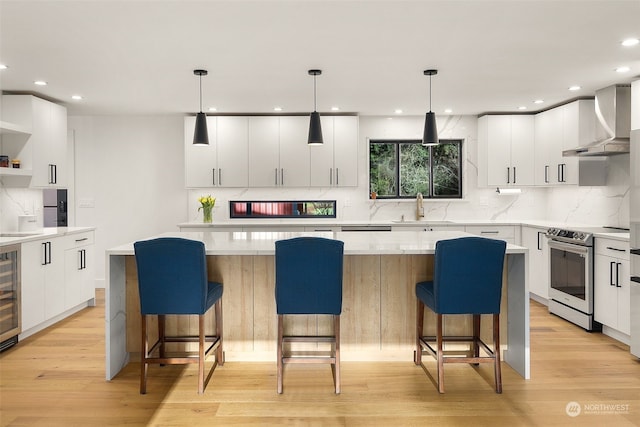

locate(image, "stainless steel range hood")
[[563, 84, 631, 157]]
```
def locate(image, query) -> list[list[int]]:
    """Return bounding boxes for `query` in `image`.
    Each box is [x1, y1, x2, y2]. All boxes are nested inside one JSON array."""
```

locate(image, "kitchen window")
[[369, 139, 462, 199]]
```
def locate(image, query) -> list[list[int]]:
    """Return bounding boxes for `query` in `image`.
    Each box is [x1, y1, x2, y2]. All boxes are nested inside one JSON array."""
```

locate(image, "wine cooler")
[[0, 244, 20, 352]]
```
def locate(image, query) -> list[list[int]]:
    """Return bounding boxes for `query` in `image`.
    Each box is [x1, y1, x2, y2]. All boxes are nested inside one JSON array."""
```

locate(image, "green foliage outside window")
[[369, 140, 462, 199]]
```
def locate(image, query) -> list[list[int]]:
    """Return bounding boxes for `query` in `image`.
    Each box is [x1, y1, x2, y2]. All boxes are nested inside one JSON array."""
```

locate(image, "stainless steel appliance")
[[0, 244, 20, 352], [43, 188, 67, 227], [546, 226, 629, 331]]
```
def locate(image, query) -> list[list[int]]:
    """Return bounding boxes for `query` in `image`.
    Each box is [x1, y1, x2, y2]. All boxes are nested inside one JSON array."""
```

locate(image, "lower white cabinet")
[[594, 238, 630, 335], [64, 232, 95, 310], [521, 226, 549, 300], [464, 225, 517, 244], [20, 231, 95, 336]]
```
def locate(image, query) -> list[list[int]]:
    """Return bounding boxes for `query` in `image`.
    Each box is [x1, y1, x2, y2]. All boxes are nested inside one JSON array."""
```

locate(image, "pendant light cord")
[[199, 74, 203, 113], [313, 74, 317, 113], [428, 74, 432, 113]]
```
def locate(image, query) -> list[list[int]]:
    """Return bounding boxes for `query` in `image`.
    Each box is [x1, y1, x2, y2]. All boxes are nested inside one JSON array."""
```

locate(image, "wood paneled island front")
[[105, 231, 529, 380]]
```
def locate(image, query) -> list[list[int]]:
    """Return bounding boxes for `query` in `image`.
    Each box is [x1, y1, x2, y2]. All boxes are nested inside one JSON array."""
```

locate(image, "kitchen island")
[[105, 230, 529, 380]]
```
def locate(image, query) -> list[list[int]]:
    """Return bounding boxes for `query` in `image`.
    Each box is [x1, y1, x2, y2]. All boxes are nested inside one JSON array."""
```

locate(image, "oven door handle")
[[547, 240, 590, 256]]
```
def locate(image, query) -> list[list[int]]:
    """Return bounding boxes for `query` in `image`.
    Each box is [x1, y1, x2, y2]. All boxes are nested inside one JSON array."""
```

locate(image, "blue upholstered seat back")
[[134, 237, 210, 315], [275, 237, 344, 315], [433, 237, 506, 314]]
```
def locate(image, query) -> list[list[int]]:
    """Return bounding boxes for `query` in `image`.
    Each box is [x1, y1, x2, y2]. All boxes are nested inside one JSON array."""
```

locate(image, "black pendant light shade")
[[422, 69, 439, 147], [193, 69, 209, 145], [308, 69, 323, 145], [308, 111, 323, 145]]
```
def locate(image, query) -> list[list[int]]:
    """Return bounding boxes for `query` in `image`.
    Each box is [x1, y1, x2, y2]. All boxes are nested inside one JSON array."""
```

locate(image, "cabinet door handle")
[[53, 164, 57, 184], [41, 242, 47, 265], [480, 231, 499, 234], [506, 167, 510, 184], [336, 168, 339, 186], [78, 249, 83, 270], [544, 165, 549, 183], [561, 164, 566, 183], [281, 168, 284, 186], [212, 168, 216, 186], [513, 167, 516, 184], [218, 169, 222, 186], [606, 246, 626, 253], [275, 168, 278, 186], [557, 164, 562, 183], [330, 168, 333, 186], [610, 261, 616, 286], [616, 262, 621, 287], [537, 231, 543, 251]]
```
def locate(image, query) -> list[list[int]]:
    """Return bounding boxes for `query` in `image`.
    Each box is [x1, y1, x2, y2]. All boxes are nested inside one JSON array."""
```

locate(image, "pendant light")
[[193, 69, 209, 145], [422, 69, 439, 147], [308, 69, 323, 145]]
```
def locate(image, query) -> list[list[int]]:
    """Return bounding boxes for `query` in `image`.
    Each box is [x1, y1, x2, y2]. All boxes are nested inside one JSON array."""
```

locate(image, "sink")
[[391, 220, 453, 224], [0, 232, 42, 237]]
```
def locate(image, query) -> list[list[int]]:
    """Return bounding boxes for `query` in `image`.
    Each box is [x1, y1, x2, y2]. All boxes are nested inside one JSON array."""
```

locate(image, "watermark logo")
[[565, 401, 630, 417], [565, 401, 581, 417]]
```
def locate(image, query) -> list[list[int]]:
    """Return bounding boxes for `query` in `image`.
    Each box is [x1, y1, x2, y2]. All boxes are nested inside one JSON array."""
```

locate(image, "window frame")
[[368, 139, 463, 200]]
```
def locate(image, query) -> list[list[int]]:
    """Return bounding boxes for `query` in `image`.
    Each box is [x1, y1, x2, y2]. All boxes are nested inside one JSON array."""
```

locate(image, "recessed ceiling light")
[[616, 66, 630, 73], [71, 95, 83, 100], [0, 64, 7, 70], [533, 100, 544, 104], [394, 109, 403, 114], [568, 85, 581, 91], [331, 106, 340, 111], [34, 80, 47, 86], [208, 107, 217, 112], [622, 38, 639, 47], [518, 106, 527, 110], [273, 107, 283, 112]]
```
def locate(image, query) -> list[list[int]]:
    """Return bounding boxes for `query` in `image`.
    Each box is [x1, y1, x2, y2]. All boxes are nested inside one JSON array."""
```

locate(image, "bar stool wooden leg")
[[334, 315, 341, 394], [277, 315, 284, 394], [415, 300, 424, 365], [494, 313, 502, 393], [436, 314, 445, 394], [140, 314, 148, 395]]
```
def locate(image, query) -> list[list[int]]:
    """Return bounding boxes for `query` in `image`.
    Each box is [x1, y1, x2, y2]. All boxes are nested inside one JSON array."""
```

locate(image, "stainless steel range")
[[545, 226, 628, 331]]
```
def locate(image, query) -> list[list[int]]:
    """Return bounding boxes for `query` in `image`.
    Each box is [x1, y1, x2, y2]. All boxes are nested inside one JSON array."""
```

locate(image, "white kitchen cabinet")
[[248, 116, 311, 187], [1, 95, 68, 187], [594, 238, 630, 336], [521, 226, 549, 300], [534, 100, 596, 186], [477, 115, 534, 187], [20, 238, 65, 331], [309, 116, 358, 187], [184, 116, 248, 187], [464, 225, 518, 244], [63, 231, 95, 310]]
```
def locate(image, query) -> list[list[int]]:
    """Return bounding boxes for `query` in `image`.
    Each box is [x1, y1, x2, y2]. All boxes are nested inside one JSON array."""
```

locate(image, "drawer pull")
[[605, 246, 626, 253], [75, 238, 89, 242], [480, 231, 499, 234]]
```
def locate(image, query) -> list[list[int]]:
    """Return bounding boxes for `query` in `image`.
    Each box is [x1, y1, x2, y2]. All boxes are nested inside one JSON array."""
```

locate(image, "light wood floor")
[[1, 290, 639, 426]]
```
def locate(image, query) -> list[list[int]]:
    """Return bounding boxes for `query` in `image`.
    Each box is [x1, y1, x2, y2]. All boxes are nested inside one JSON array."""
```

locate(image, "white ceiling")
[[1, 0, 639, 117]]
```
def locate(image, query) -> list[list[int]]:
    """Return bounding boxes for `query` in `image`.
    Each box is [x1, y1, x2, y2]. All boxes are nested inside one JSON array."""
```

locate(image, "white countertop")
[[107, 230, 528, 256], [0, 227, 95, 247]]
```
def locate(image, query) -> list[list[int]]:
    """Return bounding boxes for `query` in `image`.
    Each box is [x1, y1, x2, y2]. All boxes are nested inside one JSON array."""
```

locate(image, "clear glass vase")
[[202, 207, 212, 223]]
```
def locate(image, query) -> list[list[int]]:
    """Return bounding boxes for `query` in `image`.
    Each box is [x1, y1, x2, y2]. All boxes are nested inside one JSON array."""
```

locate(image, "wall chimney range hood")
[[563, 84, 631, 157]]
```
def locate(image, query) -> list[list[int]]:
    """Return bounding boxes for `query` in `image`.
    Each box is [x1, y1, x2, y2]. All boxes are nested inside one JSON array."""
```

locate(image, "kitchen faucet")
[[416, 192, 424, 220]]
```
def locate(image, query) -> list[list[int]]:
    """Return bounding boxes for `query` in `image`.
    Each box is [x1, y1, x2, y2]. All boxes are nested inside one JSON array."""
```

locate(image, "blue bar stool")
[[275, 237, 344, 394], [134, 237, 223, 394], [414, 236, 506, 393]]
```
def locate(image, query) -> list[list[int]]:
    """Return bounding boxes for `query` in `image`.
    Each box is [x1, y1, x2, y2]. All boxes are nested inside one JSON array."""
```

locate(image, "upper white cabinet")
[[477, 115, 535, 187], [248, 116, 311, 187], [534, 100, 596, 186], [184, 116, 249, 188], [1, 95, 68, 187], [309, 116, 358, 187], [187, 115, 358, 188]]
